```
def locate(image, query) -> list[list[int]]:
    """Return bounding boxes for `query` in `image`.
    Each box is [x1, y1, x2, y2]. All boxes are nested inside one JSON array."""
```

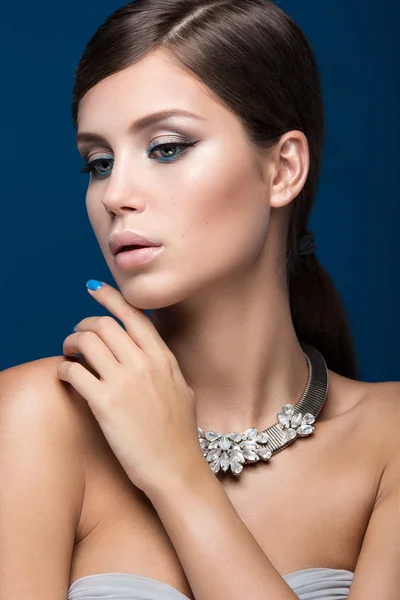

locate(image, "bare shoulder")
[[331, 379, 400, 596], [0, 354, 94, 424], [1, 351, 96, 450], [359, 378, 400, 413], [356, 378, 400, 468], [1, 353, 72, 389], [328, 370, 400, 469], [327, 368, 400, 419], [0, 353, 100, 474], [0, 352, 90, 469], [0, 355, 89, 596], [347, 375, 400, 426]]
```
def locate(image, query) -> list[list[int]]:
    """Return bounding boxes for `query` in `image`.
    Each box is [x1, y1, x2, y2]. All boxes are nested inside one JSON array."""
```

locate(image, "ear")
[[268, 131, 310, 209]]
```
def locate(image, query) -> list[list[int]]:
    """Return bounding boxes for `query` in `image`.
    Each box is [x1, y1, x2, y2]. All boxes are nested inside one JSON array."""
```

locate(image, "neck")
[[149, 266, 309, 435]]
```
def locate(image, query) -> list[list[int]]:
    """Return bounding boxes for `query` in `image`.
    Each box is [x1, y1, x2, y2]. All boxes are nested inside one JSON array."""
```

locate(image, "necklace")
[[197, 343, 328, 476]]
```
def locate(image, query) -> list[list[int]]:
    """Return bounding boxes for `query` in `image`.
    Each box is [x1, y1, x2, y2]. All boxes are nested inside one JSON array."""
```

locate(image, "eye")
[[79, 139, 199, 179], [147, 140, 198, 163], [80, 157, 113, 179]]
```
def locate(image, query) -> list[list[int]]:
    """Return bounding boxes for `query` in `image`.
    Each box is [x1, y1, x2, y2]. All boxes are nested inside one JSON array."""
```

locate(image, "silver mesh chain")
[[198, 342, 329, 476]]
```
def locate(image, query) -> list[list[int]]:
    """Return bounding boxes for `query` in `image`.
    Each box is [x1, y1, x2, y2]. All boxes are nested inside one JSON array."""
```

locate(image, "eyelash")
[[79, 140, 198, 179]]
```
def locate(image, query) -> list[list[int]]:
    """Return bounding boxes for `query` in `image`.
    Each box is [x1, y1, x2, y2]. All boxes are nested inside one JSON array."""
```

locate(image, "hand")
[[58, 280, 205, 496]]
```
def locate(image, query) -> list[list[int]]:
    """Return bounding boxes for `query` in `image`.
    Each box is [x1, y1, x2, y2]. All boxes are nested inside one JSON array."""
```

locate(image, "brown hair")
[[71, 0, 358, 379]]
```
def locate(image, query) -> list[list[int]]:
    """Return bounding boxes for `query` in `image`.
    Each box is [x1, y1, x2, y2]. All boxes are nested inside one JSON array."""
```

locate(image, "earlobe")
[[269, 132, 310, 209]]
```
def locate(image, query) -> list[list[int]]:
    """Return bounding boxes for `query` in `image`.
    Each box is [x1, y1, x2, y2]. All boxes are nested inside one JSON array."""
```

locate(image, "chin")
[[112, 277, 188, 311]]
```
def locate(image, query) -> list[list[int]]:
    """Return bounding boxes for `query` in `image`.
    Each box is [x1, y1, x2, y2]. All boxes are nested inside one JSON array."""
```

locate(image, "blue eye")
[[80, 157, 113, 179], [146, 141, 198, 162], [79, 140, 198, 179]]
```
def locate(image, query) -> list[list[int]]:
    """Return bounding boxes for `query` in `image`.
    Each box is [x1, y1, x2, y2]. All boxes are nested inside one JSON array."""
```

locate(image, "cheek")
[[86, 189, 100, 225], [86, 191, 109, 249], [174, 148, 270, 273]]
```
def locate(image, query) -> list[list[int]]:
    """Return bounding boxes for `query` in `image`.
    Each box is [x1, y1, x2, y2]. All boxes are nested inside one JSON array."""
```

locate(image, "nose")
[[102, 188, 146, 218], [101, 163, 146, 217]]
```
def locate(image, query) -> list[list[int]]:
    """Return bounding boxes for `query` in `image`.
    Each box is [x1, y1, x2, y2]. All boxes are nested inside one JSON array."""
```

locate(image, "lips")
[[119, 245, 148, 253], [109, 231, 163, 256], [114, 244, 164, 268]]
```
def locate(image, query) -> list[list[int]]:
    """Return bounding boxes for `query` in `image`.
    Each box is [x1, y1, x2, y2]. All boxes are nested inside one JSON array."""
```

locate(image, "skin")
[[2, 47, 395, 599], [67, 49, 400, 599], [76, 48, 312, 435]]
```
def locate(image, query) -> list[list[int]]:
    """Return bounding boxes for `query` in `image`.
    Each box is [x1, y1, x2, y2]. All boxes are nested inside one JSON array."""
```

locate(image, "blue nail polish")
[[72, 324, 77, 333], [86, 280, 103, 291]]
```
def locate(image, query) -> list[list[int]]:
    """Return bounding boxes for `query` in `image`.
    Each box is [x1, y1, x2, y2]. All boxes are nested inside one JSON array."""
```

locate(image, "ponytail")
[[288, 253, 359, 379], [70, 0, 360, 380]]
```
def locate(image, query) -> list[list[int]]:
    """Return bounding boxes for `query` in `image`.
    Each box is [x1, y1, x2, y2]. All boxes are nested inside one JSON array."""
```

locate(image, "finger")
[[63, 331, 119, 381], [86, 281, 173, 359], [74, 316, 141, 365], [57, 359, 104, 418]]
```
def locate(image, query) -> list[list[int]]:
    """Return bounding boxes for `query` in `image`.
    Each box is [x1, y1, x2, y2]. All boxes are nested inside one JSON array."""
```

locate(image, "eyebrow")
[[76, 109, 206, 145]]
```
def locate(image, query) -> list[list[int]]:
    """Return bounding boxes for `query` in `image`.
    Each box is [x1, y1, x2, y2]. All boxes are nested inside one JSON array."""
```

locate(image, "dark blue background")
[[0, 1, 398, 380]]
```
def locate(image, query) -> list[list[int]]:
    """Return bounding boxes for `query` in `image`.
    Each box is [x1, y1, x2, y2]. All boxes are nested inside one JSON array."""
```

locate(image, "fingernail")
[[86, 280, 103, 291], [72, 324, 78, 333]]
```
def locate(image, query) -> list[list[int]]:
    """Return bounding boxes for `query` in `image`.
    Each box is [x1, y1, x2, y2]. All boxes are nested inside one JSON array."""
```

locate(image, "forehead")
[[77, 49, 229, 130]]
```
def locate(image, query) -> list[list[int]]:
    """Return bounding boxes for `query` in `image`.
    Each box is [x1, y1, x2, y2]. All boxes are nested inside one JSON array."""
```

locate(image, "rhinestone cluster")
[[277, 403, 315, 442], [198, 403, 316, 476]]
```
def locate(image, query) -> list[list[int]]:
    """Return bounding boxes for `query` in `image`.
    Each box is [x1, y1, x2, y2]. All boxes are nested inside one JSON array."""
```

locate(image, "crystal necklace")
[[197, 343, 328, 476]]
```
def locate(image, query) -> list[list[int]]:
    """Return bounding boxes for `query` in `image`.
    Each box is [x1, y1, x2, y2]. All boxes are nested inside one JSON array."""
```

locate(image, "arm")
[[348, 475, 400, 599], [147, 468, 299, 600], [146, 386, 400, 600], [0, 357, 86, 599], [347, 389, 400, 600]]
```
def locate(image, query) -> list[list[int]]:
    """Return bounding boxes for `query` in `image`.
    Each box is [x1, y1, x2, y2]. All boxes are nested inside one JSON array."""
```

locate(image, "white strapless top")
[[68, 567, 354, 599]]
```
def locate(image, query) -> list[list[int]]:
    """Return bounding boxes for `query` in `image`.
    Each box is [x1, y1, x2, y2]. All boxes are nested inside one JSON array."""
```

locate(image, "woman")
[[0, 1, 398, 599]]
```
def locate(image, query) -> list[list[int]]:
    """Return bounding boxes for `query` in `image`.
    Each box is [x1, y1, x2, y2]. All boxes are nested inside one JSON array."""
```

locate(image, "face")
[[76, 49, 275, 311]]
